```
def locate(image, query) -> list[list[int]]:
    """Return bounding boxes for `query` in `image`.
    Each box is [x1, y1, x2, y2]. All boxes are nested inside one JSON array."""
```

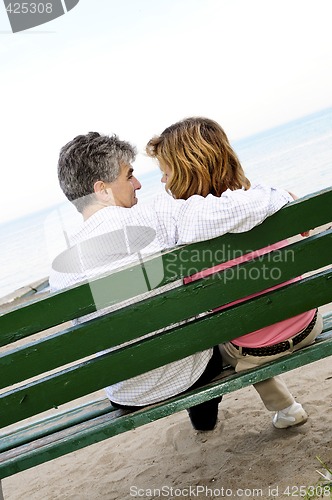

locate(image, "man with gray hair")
[[50, 131, 293, 431], [58, 132, 140, 216]]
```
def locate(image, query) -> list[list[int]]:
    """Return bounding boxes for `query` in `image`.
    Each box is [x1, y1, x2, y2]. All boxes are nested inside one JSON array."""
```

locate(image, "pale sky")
[[1, 0, 332, 223]]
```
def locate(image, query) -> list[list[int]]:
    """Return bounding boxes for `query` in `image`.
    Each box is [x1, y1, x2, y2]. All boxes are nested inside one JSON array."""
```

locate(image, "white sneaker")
[[272, 402, 308, 429]]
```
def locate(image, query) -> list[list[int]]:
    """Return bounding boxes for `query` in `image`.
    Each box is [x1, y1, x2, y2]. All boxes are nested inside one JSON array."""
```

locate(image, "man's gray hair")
[[58, 132, 137, 213]]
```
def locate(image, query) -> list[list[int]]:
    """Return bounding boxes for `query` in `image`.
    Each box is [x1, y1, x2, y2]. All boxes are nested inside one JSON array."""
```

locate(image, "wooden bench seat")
[[0, 187, 331, 495]]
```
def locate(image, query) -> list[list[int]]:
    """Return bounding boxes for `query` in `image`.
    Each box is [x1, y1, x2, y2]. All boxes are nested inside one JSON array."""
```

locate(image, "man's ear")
[[93, 180, 109, 202]]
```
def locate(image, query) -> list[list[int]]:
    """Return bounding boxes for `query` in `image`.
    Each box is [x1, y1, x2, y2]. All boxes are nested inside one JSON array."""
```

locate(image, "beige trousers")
[[219, 312, 323, 411]]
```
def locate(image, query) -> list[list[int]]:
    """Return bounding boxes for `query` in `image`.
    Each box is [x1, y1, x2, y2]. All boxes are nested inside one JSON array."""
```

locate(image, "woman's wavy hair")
[[146, 117, 250, 199]]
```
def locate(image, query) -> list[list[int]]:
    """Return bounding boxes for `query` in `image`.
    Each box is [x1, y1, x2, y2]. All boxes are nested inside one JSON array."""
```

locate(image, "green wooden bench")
[[1, 187, 332, 497]]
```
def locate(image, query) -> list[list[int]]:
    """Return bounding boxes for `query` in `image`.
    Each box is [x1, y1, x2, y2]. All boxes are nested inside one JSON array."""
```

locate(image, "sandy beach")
[[1, 310, 331, 499]]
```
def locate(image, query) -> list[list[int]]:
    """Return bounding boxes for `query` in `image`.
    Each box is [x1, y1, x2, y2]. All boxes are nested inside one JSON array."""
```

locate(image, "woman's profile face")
[[160, 164, 172, 189]]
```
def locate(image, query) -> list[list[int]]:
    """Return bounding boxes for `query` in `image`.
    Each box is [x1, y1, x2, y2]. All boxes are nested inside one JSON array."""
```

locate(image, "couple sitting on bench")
[[50, 117, 322, 432]]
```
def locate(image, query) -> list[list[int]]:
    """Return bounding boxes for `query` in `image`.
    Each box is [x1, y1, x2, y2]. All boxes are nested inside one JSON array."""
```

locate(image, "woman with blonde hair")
[[146, 117, 250, 199], [146, 117, 322, 429]]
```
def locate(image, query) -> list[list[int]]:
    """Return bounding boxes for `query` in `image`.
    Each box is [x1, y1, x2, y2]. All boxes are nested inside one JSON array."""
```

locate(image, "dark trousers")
[[185, 346, 223, 430], [110, 346, 223, 431]]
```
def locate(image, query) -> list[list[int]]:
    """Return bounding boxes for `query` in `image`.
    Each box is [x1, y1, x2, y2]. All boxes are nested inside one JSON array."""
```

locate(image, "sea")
[[1, 107, 331, 300]]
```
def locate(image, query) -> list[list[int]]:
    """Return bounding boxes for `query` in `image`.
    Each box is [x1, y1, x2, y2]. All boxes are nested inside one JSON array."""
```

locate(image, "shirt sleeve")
[[174, 183, 293, 244]]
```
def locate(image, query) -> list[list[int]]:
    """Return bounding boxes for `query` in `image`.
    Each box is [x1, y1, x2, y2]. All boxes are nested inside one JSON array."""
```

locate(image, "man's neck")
[[82, 204, 106, 221]]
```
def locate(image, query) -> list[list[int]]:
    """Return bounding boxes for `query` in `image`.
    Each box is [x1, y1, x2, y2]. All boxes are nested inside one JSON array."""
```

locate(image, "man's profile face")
[[106, 163, 142, 208]]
